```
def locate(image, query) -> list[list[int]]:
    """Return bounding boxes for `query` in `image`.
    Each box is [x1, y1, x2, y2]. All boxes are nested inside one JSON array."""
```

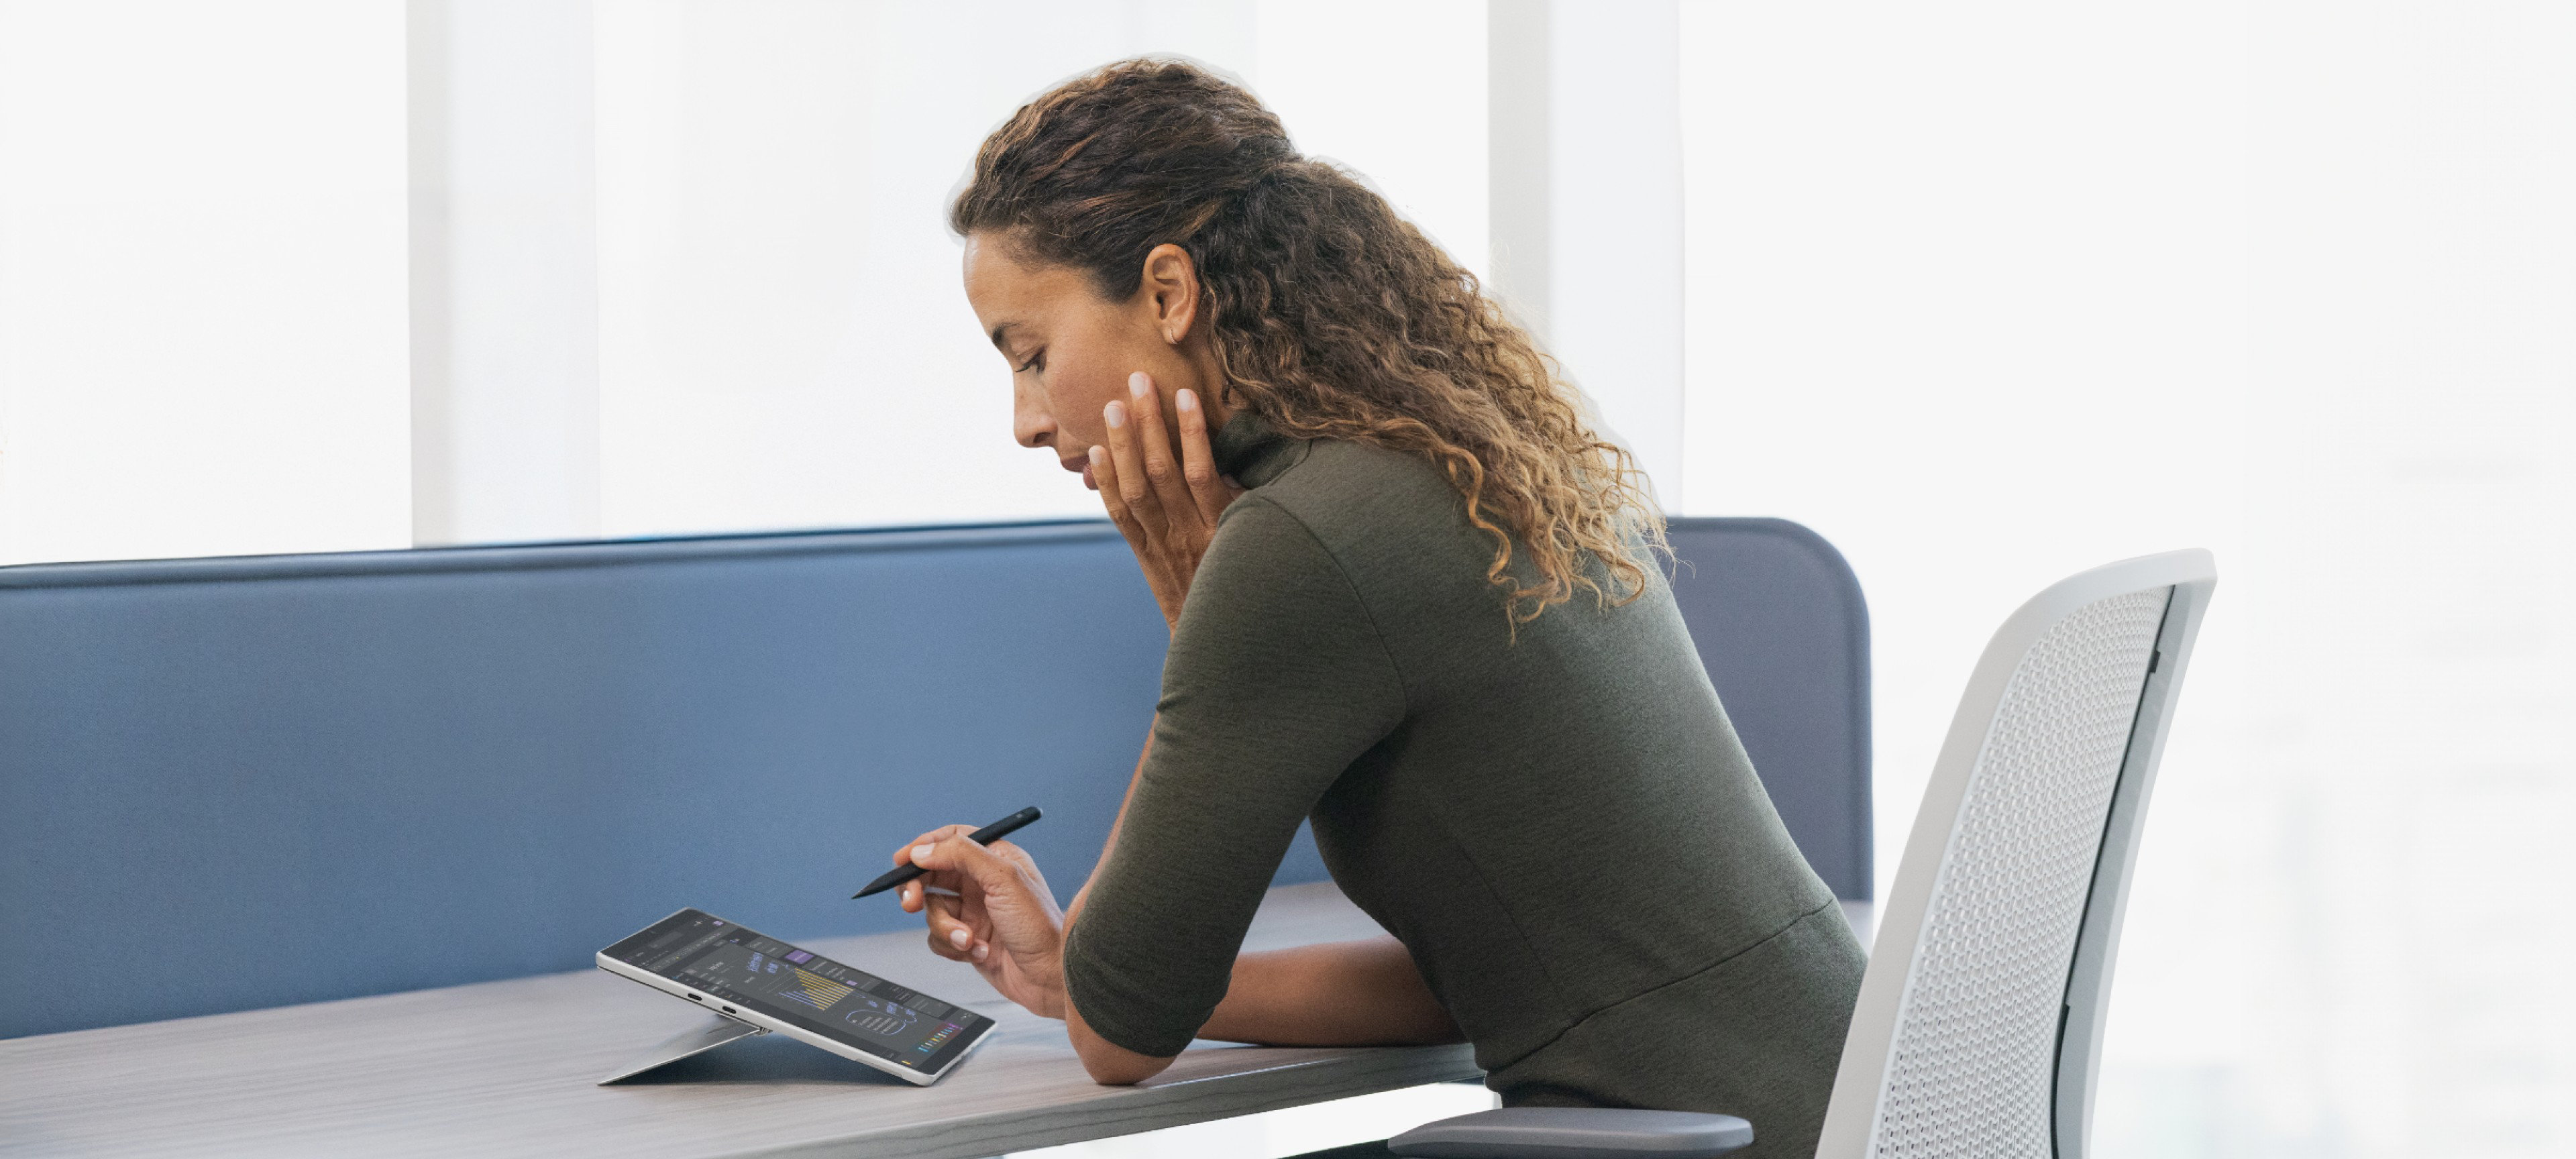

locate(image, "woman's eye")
[[1016, 349, 1045, 374]]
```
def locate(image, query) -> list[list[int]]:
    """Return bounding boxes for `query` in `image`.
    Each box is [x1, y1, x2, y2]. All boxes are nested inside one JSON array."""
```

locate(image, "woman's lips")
[[1061, 457, 1098, 490]]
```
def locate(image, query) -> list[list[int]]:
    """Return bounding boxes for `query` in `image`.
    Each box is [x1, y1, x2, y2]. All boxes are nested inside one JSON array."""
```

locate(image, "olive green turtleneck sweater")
[[1062, 413, 1866, 1158]]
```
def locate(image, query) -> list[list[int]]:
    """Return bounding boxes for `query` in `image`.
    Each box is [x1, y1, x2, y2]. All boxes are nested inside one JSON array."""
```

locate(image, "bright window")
[[0, 0, 409, 565], [589, 0, 1487, 540], [1678, 4, 2576, 1156]]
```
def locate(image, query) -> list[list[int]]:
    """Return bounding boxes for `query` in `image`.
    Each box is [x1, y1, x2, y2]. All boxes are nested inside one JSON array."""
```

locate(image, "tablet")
[[598, 907, 997, 1085]]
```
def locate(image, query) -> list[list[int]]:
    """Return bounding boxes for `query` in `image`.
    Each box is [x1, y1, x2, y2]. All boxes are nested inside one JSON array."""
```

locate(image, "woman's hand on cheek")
[[895, 826, 1069, 1019], [1091, 372, 1244, 629]]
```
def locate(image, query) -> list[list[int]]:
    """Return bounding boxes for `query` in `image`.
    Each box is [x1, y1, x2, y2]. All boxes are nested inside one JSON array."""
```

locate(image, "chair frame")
[[1815, 549, 2216, 1158]]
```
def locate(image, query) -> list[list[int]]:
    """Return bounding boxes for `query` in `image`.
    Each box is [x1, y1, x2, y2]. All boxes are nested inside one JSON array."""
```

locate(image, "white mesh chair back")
[[1815, 551, 2215, 1159]]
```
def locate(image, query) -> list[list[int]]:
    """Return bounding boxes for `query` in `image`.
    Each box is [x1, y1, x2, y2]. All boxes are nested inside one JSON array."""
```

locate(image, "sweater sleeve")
[[1060, 494, 1408, 1057]]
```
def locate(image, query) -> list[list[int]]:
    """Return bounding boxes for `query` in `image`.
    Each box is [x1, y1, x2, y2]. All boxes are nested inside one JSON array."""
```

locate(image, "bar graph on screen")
[[778, 968, 854, 1011]]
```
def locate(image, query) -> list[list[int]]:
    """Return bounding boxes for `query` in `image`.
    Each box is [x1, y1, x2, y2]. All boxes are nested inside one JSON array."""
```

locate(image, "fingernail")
[[1177, 388, 1197, 412], [972, 944, 989, 962], [1130, 372, 1150, 397], [912, 844, 936, 863], [1089, 445, 1107, 465], [1104, 401, 1126, 429], [949, 928, 971, 948]]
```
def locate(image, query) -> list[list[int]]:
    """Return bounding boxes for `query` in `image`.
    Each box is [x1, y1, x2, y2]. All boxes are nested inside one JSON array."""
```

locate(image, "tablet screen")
[[604, 908, 994, 1072]]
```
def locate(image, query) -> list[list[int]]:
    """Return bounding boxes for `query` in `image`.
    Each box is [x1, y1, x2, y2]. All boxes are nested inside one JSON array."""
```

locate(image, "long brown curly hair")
[[952, 58, 1664, 624]]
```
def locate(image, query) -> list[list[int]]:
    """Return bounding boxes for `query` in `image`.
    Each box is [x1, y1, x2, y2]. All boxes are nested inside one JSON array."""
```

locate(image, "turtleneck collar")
[[1208, 408, 1308, 489]]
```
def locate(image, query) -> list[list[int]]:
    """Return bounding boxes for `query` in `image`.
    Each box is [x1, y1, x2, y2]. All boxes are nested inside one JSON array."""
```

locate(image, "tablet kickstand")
[[598, 1015, 768, 1085]]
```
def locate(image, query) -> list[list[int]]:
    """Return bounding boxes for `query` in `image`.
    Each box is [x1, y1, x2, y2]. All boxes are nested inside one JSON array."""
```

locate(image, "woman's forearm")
[[1195, 936, 1463, 1047], [1062, 733, 1462, 1073]]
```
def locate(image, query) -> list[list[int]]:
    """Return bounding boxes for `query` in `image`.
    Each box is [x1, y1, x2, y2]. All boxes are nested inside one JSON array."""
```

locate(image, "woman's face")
[[961, 232, 1216, 490]]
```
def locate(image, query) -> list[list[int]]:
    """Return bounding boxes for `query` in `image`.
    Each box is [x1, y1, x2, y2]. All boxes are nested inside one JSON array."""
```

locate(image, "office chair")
[[1390, 550, 2216, 1158]]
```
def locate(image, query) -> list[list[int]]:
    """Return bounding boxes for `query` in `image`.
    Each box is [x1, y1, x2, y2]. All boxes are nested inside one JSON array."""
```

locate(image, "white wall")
[[592, 0, 1091, 541], [1257, 0, 1489, 279], [1487, 1, 1686, 500], [1543, 3, 1684, 498], [409, 0, 602, 546], [0, 0, 410, 565]]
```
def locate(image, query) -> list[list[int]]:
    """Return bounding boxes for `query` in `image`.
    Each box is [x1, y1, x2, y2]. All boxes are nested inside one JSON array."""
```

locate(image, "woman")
[[891, 59, 1864, 1158]]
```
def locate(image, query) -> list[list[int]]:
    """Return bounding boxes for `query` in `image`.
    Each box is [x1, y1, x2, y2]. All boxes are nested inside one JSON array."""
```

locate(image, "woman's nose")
[[1014, 406, 1053, 449], [1012, 377, 1056, 449]]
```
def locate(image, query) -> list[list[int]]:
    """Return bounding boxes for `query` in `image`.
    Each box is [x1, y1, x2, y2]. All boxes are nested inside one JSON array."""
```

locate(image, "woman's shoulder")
[[1230, 435, 1459, 529], [1215, 437, 1501, 594]]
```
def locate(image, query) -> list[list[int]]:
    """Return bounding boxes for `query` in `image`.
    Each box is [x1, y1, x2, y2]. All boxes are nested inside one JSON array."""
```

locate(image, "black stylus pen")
[[851, 806, 1043, 899]]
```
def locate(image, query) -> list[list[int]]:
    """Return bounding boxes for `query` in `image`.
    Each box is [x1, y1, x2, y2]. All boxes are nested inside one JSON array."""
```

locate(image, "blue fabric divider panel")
[[1, 518, 1866, 1038], [1664, 518, 1872, 903]]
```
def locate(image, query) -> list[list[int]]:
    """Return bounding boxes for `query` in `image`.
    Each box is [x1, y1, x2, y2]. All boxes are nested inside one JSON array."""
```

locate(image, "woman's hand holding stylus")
[[1089, 372, 1242, 630], [896, 824, 1175, 1083], [896, 824, 1067, 1019]]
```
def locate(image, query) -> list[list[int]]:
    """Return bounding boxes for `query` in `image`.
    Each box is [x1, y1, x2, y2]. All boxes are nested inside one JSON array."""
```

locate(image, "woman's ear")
[[1138, 243, 1201, 347]]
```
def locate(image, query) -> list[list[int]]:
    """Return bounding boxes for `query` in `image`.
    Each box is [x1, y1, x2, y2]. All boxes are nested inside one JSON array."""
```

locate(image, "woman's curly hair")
[[952, 58, 1664, 624]]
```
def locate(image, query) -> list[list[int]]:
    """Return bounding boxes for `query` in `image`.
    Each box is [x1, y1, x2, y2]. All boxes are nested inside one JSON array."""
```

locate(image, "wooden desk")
[[0, 882, 1480, 1158]]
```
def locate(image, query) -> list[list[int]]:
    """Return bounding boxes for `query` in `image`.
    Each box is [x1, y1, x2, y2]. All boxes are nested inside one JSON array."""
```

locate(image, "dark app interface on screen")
[[612, 911, 985, 1069]]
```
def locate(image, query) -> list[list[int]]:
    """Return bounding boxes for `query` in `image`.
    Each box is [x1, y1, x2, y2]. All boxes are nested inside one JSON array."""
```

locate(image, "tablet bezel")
[[596, 907, 996, 1086]]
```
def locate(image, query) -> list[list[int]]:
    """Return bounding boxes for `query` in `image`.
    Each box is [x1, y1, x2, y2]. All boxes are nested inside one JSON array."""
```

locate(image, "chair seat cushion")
[[1387, 1107, 1755, 1158]]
